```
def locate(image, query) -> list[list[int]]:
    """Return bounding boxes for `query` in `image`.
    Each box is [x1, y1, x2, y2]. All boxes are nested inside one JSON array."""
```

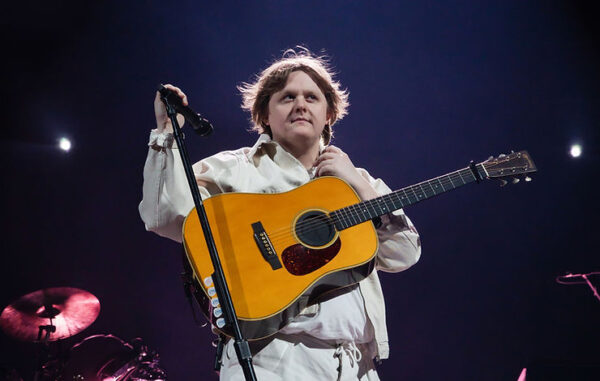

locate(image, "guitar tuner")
[[512, 178, 520, 184], [525, 176, 532, 182], [499, 179, 508, 187]]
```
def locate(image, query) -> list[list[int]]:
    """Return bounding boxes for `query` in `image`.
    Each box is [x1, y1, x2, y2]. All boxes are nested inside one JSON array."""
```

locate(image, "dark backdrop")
[[1, 1, 599, 380]]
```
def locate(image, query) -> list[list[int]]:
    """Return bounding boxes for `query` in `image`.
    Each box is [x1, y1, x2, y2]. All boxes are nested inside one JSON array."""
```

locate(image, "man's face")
[[267, 70, 329, 148]]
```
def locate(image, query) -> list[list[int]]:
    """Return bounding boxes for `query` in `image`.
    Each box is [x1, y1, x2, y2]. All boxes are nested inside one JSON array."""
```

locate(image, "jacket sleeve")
[[138, 130, 222, 243], [358, 169, 422, 273]]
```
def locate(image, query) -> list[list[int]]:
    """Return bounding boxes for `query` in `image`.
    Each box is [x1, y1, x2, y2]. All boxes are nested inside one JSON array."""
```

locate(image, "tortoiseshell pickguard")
[[281, 239, 342, 276]]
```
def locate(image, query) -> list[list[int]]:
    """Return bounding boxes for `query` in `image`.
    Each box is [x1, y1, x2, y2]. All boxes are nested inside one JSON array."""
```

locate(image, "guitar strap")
[[180, 249, 204, 327]]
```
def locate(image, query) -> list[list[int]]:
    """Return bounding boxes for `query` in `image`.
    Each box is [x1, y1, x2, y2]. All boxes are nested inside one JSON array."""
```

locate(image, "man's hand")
[[154, 84, 187, 133], [315, 146, 379, 201]]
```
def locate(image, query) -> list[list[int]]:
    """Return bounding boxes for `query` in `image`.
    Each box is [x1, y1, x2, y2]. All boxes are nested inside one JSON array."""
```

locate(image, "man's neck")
[[278, 139, 321, 170]]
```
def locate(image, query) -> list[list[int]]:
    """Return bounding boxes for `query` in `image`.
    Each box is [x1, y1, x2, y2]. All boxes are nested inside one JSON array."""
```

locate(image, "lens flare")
[[59, 137, 71, 152], [569, 144, 582, 158]]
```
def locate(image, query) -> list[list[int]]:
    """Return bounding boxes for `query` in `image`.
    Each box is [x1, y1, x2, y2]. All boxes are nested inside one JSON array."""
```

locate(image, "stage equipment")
[[63, 334, 167, 381], [0, 287, 100, 342], [157, 84, 213, 136], [556, 271, 600, 302], [158, 85, 257, 381]]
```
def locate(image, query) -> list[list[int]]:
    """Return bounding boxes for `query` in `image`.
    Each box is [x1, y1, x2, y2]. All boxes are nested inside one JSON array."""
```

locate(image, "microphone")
[[157, 84, 214, 136]]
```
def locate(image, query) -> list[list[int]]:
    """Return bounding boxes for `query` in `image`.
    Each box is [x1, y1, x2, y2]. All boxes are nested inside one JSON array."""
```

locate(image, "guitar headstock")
[[482, 151, 537, 184]]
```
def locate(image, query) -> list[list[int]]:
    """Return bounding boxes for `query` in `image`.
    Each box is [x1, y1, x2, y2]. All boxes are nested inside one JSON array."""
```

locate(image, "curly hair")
[[238, 47, 349, 145]]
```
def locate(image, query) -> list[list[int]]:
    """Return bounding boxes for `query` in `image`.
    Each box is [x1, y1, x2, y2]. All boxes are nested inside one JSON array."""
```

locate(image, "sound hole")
[[295, 210, 336, 247]]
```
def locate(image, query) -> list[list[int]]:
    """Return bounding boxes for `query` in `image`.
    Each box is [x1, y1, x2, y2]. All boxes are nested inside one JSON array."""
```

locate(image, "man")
[[140, 48, 421, 380]]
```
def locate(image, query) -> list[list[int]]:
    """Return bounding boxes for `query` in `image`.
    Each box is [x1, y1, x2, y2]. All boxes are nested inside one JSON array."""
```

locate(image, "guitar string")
[[261, 160, 525, 248], [266, 159, 527, 242], [264, 168, 475, 243], [263, 168, 479, 245]]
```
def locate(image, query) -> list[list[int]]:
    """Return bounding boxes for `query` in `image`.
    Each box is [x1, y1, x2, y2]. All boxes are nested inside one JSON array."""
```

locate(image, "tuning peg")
[[524, 176, 532, 182], [512, 177, 520, 184], [498, 154, 506, 158], [499, 179, 508, 187]]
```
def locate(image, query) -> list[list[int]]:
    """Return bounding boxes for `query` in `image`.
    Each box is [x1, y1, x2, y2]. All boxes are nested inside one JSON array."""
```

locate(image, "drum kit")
[[0, 287, 167, 380]]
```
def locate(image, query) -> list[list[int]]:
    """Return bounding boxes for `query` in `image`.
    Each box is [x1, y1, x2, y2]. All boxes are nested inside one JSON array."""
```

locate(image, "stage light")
[[569, 144, 582, 158], [59, 137, 71, 152]]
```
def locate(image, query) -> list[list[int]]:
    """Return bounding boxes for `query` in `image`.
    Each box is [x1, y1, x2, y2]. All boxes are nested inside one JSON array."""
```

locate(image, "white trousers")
[[219, 334, 380, 381]]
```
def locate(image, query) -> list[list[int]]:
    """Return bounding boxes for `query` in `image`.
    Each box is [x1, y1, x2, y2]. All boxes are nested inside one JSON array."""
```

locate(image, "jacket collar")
[[246, 134, 327, 164]]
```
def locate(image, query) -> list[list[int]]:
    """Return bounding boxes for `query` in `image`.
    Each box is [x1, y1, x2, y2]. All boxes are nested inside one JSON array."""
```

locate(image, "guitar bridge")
[[251, 222, 282, 270]]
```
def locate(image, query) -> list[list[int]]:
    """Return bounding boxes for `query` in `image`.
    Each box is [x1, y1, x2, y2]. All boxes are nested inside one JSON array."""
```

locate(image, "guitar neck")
[[331, 163, 488, 230]]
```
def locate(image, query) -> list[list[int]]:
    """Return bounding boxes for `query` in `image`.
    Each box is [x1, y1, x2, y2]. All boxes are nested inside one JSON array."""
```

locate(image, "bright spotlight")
[[569, 144, 582, 158], [59, 137, 72, 152]]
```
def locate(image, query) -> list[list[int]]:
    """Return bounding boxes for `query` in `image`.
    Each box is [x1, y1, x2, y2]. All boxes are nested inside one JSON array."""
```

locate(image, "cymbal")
[[0, 287, 100, 342]]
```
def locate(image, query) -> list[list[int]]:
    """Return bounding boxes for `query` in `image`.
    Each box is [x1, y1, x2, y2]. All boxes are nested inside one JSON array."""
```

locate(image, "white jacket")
[[139, 131, 421, 360]]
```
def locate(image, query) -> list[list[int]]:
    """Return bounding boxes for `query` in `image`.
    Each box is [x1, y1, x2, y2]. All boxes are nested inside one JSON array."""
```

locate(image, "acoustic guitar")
[[182, 151, 536, 339]]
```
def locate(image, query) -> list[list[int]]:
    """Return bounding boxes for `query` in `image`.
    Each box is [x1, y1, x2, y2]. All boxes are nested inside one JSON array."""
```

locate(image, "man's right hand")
[[154, 84, 188, 133]]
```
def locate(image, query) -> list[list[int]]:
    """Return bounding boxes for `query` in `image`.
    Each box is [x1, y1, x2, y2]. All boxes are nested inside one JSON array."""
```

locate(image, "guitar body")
[[182, 177, 378, 340]]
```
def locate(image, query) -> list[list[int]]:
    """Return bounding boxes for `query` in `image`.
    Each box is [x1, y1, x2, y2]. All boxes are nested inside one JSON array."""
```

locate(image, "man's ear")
[[326, 109, 334, 125]]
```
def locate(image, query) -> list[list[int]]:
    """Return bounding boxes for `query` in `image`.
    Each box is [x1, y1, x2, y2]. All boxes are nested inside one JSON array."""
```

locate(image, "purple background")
[[2, 1, 599, 380]]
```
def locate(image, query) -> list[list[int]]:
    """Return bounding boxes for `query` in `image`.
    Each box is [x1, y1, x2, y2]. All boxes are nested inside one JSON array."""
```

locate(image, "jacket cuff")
[[148, 129, 175, 150]]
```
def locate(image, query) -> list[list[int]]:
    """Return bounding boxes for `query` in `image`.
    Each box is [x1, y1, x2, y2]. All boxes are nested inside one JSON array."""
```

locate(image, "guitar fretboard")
[[330, 164, 487, 230]]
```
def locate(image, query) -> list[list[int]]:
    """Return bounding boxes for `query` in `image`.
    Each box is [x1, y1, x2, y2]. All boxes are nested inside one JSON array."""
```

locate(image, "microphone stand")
[[160, 94, 258, 381]]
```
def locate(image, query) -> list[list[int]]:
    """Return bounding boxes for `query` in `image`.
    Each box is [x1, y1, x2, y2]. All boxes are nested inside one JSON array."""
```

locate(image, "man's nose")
[[294, 96, 307, 111]]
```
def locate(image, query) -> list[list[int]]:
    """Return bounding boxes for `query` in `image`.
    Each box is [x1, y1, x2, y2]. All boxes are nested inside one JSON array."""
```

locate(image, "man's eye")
[[283, 94, 294, 100]]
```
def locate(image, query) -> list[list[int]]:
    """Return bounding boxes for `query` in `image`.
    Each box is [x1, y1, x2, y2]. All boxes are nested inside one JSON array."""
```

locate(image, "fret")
[[464, 168, 477, 183], [362, 203, 373, 219], [427, 180, 437, 196], [437, 177, 445, 192], [338, 209, 350, 229], [326, 152, 537, 232], [477, 164, 488, 179], [379, 199, 389, 214], [354, 204, 369, 221], [384, 194, 396, 212], [348, 206, 358, 226], [377, 194, 394, 215], [341, 209, 351, 228], [366, 199, 380, 218], [361, 203, 374, 220], [467, 169, 475, 181], [330, 164, 487, 230], [409, 186, 419, 203], [390, 191, 405, 210], [331, 211, 343, 229], [338, 207, 349, 227], [479, 163, 489, 178], [447, 174, 456, 188], [400, 189, 410, 204], [375, 198, 386, 215]]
